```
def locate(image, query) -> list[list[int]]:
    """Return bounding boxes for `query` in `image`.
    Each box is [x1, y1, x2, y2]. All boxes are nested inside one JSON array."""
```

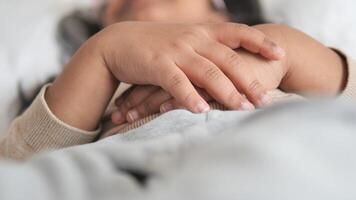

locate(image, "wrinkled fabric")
[[1, 100, 356, 200]]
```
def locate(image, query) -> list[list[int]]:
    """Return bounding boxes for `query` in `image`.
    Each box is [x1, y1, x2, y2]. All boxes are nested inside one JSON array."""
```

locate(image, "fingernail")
[[265, 38, 285, 59], [195, 101, 210, 113], [240, 101, 255, 111], [112, 111, 124, 124], [260, 93, 271, 105], [160, 103, 174, 113], [127, 110, 140, 123], [273, 46, 286, 58]]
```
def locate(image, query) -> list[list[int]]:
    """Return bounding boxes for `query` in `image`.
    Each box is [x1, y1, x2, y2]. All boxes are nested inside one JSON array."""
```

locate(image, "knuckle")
[[226, 91, 240, 102], [226, 52, 241, 67], [226, 90, 241, 104], [150, 53, 168, 64], [248, 80, 263, 94], [246, 28, 265, 42], [255, 32, 267, 47], [183, 91, 196, 106], [203, 66, 221, 81], [182, 26, 208, 40], [181, 30, 198, 40], [170, 39, 187, 50], [237, 24, 264, 41], [167, 73, 185, 89], [235, 24, 250, 34], [262, 37, 275, 49]]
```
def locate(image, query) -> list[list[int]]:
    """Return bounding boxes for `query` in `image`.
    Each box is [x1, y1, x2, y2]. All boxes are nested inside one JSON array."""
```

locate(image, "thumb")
[[208, 23, 285, 60]]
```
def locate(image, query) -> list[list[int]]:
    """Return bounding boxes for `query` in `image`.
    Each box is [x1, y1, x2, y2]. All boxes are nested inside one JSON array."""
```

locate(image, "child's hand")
[[46, 22, 346, 131], [97, 22, 285, 114], [253, 24, 347, 96], [110, 23, 348, 125], [111, 49, 286, 124], [111, 23, 350, 125], [112, 85, 213, 124], [46, 22, 285, 131]]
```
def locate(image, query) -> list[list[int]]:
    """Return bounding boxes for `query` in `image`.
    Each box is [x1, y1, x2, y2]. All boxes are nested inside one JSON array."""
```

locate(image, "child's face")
[[103, 0, 228, 26]]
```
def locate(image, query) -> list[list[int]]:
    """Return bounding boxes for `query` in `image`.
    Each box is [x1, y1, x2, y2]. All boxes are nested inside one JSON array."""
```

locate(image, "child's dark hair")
[[224, 0, 266, 25]]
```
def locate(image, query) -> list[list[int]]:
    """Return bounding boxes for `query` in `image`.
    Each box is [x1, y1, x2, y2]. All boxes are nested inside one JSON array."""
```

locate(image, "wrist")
[[46, 38, 119, 131], [256, 24, 346, 96], [93, 23, 127, 79], [279, 35, 347, 96]]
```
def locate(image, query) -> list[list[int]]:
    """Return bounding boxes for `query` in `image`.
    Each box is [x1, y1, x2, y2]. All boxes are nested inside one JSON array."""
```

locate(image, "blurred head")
[[102, 0, 229, 26]]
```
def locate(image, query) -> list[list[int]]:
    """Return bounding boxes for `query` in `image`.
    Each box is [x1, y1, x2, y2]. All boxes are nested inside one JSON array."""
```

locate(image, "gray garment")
[[1, 100, 356, 200]]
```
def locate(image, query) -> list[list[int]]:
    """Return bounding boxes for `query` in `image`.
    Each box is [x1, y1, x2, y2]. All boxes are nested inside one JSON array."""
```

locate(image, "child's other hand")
[[111, 85, 213, 124], [96, 22, 285, 116], [111, 49, 287, 125]]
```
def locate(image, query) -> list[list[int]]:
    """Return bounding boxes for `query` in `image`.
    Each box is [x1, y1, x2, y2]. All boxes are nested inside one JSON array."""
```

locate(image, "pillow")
[[261, 0, 356, 56]]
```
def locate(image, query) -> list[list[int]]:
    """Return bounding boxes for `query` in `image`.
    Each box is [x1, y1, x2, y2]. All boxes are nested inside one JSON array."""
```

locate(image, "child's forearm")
[[46, 37, 118, 131], [255, 24, 347, 96]]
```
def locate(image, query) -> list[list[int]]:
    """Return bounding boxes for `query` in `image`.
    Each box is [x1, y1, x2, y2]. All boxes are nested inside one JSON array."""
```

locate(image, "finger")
[[196, 42, 270, 107], [114, 97, 125, 108], [126, 89, 172, 123], [208, 23, 285, 60], [176, 51, 254, 110], [116, 85, 159, 114], [112, 89, 132, 125], [114, 85, 135, 107], [159, 87, 212, 113], [159, 87, 213, 113], [156, 61, 210, 113], [111, 109, 126, 125], [112, 85, 158, 124], [160, 99, 186, 113], [116, 85, 159, 107]]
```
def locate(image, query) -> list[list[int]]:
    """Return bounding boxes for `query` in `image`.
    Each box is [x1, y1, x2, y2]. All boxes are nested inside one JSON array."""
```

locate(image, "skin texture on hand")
[[112, 24, 347, 125], [45, 22, 285, 131], [98, 22, 284, 112], [46, 38, 119, 131], [111, 49, 286, 125], [254, 24, 347, 96]]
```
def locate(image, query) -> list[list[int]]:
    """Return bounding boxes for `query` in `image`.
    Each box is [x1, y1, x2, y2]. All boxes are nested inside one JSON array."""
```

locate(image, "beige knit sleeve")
[[267, 54, 356, 101], [0, 85, 100, 160], [340, 56, 356, 100]]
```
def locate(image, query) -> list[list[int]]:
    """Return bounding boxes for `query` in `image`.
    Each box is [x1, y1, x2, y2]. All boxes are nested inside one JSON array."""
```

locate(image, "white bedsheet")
[[0, 0, 355, 135], [261, 0, 356, 56]]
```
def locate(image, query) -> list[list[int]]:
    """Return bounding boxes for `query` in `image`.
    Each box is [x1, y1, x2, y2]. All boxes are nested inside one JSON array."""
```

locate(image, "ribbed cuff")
[[340, 56, 356, 100], [21, 85, 100, 153]]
